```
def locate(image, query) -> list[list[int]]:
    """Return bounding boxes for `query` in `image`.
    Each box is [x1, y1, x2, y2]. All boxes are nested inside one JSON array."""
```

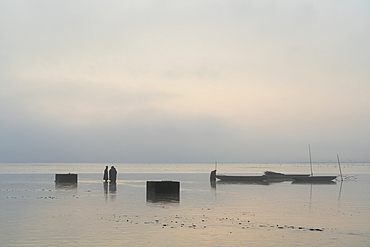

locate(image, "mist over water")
[[0, 163, 369, 246]]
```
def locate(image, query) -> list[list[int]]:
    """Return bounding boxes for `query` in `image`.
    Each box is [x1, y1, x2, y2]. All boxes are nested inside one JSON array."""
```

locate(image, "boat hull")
[[264, 171, 310, 180], [215, 175, 268, 181]]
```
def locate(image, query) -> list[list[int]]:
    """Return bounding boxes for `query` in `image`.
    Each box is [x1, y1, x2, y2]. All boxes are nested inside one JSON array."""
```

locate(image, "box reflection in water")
[[146, 181, 180, 203]]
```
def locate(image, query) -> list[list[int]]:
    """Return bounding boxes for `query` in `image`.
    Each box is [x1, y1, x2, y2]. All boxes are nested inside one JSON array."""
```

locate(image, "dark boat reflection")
[[292, 180, 336, 185], [210, 180, 216, 188], [263, 178, 288, 184]]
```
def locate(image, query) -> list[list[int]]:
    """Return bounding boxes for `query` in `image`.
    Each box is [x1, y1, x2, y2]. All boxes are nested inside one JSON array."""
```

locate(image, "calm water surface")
[[0, 163, 369, 246]]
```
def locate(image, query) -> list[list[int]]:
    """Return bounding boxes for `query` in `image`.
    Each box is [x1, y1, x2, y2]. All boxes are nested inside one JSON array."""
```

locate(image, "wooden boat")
[[215, 174, 268, 181], [264, 171, 310, 180]]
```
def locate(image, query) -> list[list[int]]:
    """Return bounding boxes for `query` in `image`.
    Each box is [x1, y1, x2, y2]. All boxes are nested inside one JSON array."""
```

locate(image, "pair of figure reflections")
[[103, 166, 117, 202], [103, 166, 117, 183]]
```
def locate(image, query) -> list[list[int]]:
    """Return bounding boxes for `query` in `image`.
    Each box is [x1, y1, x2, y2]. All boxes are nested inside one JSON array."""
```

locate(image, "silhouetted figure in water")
[[109, 166, 117, 183], [103, 166, 109, 182]]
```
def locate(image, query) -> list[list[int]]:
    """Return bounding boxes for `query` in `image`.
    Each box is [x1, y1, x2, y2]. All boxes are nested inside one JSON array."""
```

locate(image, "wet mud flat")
[[0, 170, 370, 246]]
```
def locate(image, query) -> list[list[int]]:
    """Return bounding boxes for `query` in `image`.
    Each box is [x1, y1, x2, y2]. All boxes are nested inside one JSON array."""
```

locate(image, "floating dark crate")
[[55, 174, 78, 183]]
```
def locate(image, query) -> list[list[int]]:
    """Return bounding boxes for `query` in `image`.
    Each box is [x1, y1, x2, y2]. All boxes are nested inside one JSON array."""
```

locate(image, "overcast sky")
[[0, 0, 369, 163]]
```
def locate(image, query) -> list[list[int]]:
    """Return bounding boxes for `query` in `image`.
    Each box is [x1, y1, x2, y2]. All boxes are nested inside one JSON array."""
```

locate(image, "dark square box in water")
[[147, 181, 179, 194], [55, 174, 78, 183], [146, 181, 180, 202]]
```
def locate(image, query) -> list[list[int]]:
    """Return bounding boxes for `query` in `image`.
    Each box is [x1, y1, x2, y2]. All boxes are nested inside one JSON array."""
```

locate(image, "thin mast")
[[337, 154, 343, 181], [309, 144, 313, 176]]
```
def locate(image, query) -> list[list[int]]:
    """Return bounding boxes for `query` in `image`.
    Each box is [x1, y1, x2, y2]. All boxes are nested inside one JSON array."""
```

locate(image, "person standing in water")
[[103, 166, 109, 182], [109, 166, 117, 183]]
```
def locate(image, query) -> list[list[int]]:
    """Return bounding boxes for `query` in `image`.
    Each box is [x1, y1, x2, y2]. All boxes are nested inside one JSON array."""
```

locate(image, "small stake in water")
[[337, 154, 343, 181]]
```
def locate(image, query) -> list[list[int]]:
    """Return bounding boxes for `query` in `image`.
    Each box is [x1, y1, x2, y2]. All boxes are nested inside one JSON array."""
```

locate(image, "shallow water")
[[0, 163, 369, 246]]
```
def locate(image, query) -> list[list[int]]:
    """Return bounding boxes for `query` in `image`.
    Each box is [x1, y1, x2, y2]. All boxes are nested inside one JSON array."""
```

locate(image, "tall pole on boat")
[[337, 154, 343, 181], [309, 144, 313, 176], [215, 161, 217, 171]]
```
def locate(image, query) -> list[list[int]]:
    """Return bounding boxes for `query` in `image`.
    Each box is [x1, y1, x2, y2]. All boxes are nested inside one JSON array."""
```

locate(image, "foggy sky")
[[1, 0, 370, 163]]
